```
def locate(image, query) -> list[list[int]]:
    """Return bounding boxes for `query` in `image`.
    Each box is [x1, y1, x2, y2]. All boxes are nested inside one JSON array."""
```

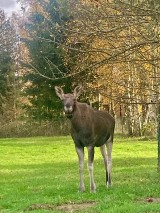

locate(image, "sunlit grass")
[[0, 136, 160, 213]]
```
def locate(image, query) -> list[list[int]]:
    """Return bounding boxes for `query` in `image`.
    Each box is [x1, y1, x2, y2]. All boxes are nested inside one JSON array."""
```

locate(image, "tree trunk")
[[158, 102, 160, 172]]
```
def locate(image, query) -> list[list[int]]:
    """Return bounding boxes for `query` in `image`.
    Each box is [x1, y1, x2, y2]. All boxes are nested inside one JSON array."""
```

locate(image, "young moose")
[[55, 86, 115, 192]]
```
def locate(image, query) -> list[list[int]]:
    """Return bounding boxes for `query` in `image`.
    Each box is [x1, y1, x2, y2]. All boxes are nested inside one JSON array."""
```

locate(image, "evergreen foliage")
[[0, 9, 17, 123], [22, 0, 72, 120]]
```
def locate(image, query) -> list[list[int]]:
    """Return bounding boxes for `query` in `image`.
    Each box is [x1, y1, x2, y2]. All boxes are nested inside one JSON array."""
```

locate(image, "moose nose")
[[64, 105, 73, 113], [66, 103, 70, 108]]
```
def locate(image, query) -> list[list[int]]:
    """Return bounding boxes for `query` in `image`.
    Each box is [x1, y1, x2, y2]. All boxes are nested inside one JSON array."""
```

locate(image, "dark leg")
[[106, 171, 108, 185]]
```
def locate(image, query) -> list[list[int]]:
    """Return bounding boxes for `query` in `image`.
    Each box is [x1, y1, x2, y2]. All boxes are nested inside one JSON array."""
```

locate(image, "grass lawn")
[[0, 136, 160, 213]]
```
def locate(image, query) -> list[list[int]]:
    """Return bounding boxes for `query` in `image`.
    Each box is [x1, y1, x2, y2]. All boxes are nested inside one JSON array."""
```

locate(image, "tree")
[[18, 0, 73, 120], [0, 9, 18, 125], [17, 0, 160, 140], [60, 0, 160, 135], [158, 101, 160, 172]]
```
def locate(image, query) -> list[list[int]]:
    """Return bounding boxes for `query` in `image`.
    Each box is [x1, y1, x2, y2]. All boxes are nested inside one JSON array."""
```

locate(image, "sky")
[[0, 0, 21, 16]]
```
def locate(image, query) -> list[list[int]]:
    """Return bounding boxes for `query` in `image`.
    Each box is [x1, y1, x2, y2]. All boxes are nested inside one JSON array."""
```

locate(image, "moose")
[[55, 86, 115, 192]]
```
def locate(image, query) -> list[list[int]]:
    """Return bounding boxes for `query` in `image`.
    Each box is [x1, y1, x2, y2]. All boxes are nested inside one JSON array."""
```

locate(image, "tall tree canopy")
[[17, 0, 160, 137], [62, 0, 160, 135], [19, 0, 73, 120], [0, 9, 18, 124]]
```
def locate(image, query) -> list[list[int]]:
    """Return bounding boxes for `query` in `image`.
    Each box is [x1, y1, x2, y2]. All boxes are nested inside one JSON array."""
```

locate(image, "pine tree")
[[19, 0, 72, 120]]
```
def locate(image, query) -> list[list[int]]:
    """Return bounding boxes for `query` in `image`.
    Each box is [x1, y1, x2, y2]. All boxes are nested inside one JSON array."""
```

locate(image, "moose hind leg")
[[100, 145, 108, 186], [87, 146, 96, 192], [106, 139, 113, 187], [75, 146, 85, 192]]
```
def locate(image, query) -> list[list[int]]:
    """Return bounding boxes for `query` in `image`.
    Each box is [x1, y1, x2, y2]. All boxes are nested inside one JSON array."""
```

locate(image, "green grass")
[[0, 136, 160, 213]]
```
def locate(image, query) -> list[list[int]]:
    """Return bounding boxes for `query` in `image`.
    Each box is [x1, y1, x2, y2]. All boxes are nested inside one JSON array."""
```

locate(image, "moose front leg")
[[87, 146, 96, 192], [75, 146, 85, 192]]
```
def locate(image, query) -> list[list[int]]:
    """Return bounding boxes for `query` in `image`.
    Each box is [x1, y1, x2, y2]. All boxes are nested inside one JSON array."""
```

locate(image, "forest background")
[[0, 0, 160, 138]]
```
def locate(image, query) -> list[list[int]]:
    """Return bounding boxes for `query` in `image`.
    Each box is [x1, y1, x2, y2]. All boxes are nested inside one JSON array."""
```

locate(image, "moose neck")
[[69, 102, 90, 128]]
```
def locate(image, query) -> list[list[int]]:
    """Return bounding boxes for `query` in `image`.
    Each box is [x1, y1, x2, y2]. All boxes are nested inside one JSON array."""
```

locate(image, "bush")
[[0, 119, 70, 138], [142, 122, 157, 137]]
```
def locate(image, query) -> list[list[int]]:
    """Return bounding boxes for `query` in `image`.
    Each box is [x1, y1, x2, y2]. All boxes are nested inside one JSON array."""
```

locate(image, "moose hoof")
[[107, 182, 112, 188], [90, 189, 96, 193], [79, 186, 85, 192], [90, 184, 96, 193]]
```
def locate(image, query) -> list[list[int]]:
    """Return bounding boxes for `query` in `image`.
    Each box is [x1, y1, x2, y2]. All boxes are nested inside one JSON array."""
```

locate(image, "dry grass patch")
[[145, 198, 160, 203], [25, 201, 96, 212]]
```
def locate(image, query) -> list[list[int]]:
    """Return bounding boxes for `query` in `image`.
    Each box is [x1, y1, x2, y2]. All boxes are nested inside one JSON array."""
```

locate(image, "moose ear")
[[55, 86, 64, 100], [73, 85, 83, 99]]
